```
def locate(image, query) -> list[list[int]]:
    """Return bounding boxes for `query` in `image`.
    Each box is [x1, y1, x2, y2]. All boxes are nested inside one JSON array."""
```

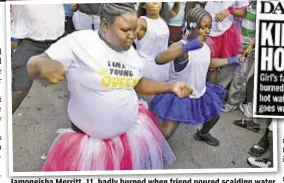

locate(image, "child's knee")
[[162, 131, 173, 140], [161, 121, 179, 140]]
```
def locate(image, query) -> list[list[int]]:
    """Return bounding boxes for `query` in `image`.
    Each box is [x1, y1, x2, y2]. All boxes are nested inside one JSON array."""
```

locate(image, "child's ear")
[[101, 19, 109, 33]]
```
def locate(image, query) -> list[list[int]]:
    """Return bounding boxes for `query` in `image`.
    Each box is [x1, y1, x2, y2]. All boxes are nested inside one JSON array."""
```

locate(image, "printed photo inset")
[[7, 1, 277, 176]]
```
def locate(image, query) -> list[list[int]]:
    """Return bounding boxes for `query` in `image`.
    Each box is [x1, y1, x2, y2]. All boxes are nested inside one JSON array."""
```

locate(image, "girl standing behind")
[[135, 2, 180, 82], [195, 1, 248, 84], [167, 2, 186, 45]]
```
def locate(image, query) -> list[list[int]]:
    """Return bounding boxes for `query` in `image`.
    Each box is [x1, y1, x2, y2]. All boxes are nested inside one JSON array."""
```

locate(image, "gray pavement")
[[12, 80, 271, 172]]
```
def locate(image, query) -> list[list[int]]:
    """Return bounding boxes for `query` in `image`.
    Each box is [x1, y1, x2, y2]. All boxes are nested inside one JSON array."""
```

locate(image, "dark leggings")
[[162, 115, 220, 140], [200, 115, 220, 134]]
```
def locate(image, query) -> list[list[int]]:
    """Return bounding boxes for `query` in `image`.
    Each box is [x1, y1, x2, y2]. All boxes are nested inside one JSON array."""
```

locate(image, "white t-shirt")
[[204, 1, 249, 37], [135, 16, 170, 82], [11, 5, 65, 41], [45, 30, 144, 139], [169, 42, 211, 98]]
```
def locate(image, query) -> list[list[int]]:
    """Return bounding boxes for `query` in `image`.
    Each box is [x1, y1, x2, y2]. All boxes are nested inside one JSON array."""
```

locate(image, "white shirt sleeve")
[[235, 0, 249, 8], [45, 35, 76, 69]]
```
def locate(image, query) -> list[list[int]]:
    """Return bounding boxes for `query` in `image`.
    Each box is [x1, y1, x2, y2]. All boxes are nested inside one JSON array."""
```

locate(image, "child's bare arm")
[[156, 38, 202, 65], [210, 58, 230, 69], [169, 2, 181, 18], [155, 42, 184, 65], [135, 78, 192, 97], [136, 18, 147, 40], [27, 53, 66, 84], [210, 56, 242, 69]]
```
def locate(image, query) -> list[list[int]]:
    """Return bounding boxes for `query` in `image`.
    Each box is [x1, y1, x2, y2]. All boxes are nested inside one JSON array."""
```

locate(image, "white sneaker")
[[239, 102, 253, 118], [247, 157, 272, 168]]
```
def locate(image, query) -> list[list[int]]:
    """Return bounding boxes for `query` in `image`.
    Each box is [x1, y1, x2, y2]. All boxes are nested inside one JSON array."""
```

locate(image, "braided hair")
[[99, 3, 136, 23], [182, 8, 211, 39]]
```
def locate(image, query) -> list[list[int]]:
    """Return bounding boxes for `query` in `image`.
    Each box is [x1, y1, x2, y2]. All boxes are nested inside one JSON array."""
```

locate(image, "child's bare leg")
[[207, 70, 219, 84], [161, 120, 180, 140]]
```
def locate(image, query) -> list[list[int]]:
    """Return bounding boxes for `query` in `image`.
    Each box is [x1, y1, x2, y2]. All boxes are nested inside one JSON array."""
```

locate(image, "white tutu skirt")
[[41, 104, 176, 171]]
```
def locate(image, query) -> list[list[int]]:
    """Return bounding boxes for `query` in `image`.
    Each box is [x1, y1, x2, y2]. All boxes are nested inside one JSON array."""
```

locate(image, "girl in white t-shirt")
[[151, 8, 242, 145], [135, 2, 179, 82], [27, 3, 193, 171]]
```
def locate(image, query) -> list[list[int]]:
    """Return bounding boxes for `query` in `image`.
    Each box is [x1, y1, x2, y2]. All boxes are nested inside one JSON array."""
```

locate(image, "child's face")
[[196, 15, 212, 42], [144, 2, 162, 16], [104, 12, 138, 51]]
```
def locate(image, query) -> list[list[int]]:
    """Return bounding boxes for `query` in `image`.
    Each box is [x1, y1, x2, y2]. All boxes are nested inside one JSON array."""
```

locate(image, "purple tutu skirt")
[[150, 83, 226, 124]]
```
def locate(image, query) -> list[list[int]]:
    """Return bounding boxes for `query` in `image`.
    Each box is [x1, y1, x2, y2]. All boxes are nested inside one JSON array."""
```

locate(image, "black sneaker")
[[247, 157, 272, 168], [194, 130, 220, 146]]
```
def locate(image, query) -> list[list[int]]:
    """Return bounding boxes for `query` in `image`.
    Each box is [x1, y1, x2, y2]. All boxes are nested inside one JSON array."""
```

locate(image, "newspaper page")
[[0, 0, 284, 183], [254, 0, 284, 118]]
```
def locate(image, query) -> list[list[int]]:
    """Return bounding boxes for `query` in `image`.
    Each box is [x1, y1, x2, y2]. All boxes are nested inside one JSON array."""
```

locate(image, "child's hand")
[[182, 37, 203, 53], [241, 46, 253, 63], [37, 60, 66, 84], [227, 55, 241, 66], [170, 82, 193, 98], [215, 9, 230, 22]]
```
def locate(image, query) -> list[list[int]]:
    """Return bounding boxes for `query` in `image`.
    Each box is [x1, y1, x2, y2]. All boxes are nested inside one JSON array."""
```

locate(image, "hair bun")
[[100, 3, 136, 22]]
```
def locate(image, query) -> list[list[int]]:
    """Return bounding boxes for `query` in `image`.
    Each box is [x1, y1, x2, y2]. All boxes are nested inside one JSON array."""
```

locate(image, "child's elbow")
[[155, 56, 163, 65], [27, 56, 40, 78], [209, 63, 217, 70], [27, 56, 38, 68]]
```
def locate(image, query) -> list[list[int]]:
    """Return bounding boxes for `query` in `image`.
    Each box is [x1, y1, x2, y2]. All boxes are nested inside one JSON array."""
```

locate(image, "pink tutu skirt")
[[41, 104, 176, 171], [207, 23, 242, 58]]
